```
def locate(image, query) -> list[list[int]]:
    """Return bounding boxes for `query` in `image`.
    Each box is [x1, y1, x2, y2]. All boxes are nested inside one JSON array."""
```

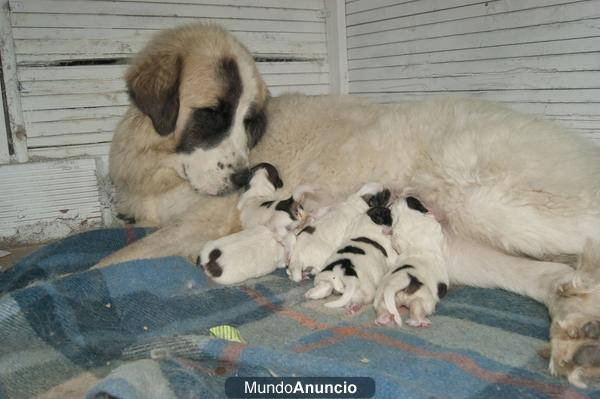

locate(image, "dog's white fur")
[[374, 198, 449, 327], [100, 24, 600, 384], [288, 182, 387, 282], [306, 210, 393, 310]]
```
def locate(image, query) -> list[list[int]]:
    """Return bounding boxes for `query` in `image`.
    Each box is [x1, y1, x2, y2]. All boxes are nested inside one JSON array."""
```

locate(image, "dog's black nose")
[[230, 168, 251, 188]]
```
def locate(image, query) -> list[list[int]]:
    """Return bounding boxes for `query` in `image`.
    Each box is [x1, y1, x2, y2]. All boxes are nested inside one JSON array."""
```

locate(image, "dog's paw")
[[549, 314, 600, 388], [406, 317, 431, 328]]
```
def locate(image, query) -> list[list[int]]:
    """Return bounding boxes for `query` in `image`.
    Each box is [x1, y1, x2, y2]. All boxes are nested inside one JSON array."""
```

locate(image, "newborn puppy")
[[198, 225, 285, 285], [198, 163, 310, 285], [305, 206, 394, 313], [288, 183, 390, 282], [374, 196, 449, 328], [237, 163, 310, 231]]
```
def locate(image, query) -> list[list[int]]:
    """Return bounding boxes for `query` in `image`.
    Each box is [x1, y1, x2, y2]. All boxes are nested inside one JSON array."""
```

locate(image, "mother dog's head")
[[126, 24, 269, 195]]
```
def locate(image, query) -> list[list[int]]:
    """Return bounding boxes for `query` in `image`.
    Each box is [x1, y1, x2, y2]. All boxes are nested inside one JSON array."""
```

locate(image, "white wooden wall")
[[7, 0, 330, 158], [0, 0, 331, 242], [1, 0, 599, 242], [346, 0, 600, 143]]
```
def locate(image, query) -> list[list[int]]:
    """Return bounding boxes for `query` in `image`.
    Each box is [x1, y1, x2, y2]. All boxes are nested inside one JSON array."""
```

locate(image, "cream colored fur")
[[98, 24, 600, 386]]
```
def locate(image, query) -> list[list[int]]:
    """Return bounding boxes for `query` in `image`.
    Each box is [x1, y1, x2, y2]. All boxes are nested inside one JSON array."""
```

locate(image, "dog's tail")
[[325, 278, 357, 308], [384, 272, 412, 326]]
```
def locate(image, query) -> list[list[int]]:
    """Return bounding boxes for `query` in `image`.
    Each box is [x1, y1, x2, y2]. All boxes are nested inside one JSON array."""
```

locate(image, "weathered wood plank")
[[11, 14, 325, 33], [348, 19, 600, 60], [350, 71, 600, 92], [349, 53, 600, 81], [347, 0, 584, 37], [9, 0, 324, 22]]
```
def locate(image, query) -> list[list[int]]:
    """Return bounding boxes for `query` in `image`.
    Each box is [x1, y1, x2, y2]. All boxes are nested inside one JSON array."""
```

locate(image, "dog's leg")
[[95, 196, 239, 268], [447, 234, 600, 386]]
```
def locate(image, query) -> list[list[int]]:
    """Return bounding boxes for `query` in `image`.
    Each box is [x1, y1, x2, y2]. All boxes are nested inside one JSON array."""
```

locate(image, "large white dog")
[[97, 23, 600, 386]]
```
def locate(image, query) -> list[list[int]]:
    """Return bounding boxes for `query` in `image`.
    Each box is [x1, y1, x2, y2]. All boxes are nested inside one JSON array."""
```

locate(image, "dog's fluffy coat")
[[100, 23, 600, 385]]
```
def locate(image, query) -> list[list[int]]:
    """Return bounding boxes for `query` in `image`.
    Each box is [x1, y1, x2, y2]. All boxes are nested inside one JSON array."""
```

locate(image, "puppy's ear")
[[126, 52, 182, 136]]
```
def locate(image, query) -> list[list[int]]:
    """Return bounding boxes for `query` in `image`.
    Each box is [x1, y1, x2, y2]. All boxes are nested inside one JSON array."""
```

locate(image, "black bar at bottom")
[[225, 377, 375, 398]]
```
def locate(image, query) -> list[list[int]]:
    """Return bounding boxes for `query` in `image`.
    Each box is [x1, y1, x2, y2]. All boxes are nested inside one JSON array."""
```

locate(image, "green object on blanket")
[[209, 325, 245, 343]]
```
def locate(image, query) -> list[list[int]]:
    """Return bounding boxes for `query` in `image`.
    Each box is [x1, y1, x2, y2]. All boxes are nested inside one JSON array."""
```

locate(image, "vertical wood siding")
[[8, 0, 329, 158], [346, 0, 600, 143]]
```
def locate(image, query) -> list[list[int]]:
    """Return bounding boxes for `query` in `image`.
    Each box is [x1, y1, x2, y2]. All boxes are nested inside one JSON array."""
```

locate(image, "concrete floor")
[[0, 244, 43, 271]]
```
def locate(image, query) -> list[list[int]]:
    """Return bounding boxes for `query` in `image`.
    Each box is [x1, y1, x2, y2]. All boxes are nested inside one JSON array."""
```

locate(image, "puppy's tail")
[[305, 280, 333, 300], [325, 278, 356, 308], [384, 285, 403, 327]]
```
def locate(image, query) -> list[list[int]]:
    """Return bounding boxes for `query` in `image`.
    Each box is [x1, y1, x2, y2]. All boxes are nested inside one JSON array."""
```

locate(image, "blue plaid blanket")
[[0, 228, 598, 398]]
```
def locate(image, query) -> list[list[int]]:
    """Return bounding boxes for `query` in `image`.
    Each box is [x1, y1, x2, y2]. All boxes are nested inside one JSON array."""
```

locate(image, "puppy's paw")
[[407, 318, 431, 328], [374, 311, 396, 326], [346, 303, 362, 315]]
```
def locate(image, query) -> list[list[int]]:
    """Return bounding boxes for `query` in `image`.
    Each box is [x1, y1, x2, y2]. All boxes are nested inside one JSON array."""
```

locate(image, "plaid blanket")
[[0, 228, 598, 399]]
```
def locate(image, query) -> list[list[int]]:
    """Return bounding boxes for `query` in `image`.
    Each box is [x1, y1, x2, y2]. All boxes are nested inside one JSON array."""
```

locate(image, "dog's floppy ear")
[[126, 52, 182, 136]]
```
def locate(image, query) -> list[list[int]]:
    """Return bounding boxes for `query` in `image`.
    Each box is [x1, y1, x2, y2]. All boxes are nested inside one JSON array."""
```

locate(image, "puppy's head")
[[367, 206, 393, 235], [126, 23, 269, 195]]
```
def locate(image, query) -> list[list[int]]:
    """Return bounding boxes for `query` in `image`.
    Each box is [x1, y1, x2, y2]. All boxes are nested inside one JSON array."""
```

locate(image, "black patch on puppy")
[[260, 200, 275, 208], [195, 256, 201, 266], [323, 258, 358, 277], [406, 196, 428, 214], [437, 283, 448, 298], [176, 57, 242, 153], [250, 162, 283, 189], [367, 206, 393, 226], [337, 245, 366, 255], [205, 249, 223, 277], [244, 102, 267, 149], [298, 226, 316, 235], [116, 213, 136, 225], [392, 264, 414, 274], [275, 196, 300, 220], [405, 273, 423, 295], [351, 236, 388, 257], [368, 189, 391, 208]]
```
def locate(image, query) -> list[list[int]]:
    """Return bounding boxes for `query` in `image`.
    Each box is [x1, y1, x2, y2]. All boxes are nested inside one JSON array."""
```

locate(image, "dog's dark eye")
[[244, 105, 267, 149], [176, 102, 233, 153]]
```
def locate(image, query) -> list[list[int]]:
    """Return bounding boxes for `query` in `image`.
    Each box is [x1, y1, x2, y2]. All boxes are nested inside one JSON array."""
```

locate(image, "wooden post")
[[325, 0, 349, 95], [0, 0, 28, 162]]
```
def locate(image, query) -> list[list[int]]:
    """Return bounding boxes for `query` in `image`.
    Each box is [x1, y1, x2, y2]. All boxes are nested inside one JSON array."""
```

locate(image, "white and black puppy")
[[288, 183, 391, 282], [235, 162, 310, 231], [198, 163, 310, 285], [198, 225, 286, 285], [305, 206, 395, 312], [374, 196, 449, 328]]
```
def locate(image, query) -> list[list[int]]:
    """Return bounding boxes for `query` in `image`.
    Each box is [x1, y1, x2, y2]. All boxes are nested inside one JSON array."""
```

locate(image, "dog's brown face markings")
[[123, 24, 269, 196], [175, 58, 242, 153]]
